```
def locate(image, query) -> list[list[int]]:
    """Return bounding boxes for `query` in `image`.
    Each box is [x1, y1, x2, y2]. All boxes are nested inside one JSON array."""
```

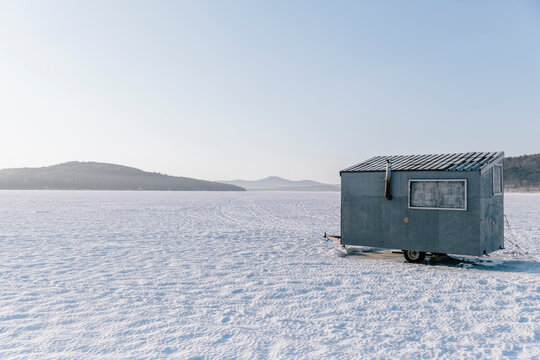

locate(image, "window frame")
[[493, 165, 503, 196], [408, 179, 468, 211]]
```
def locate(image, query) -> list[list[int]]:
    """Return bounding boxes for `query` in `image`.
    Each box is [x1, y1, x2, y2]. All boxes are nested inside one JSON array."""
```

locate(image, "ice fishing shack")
[[337, 152, 504, 262]]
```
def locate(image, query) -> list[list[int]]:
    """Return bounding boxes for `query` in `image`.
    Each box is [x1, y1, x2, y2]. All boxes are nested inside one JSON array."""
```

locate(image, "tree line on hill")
[[504, 153, 540, 192], [0, 162, 245, 191]]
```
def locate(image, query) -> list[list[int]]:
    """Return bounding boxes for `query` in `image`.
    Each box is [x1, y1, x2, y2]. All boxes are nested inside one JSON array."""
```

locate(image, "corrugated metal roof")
[[341, 151, 504, 173]]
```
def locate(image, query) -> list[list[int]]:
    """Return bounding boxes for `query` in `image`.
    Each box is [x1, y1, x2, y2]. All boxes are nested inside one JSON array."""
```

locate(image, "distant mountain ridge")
[[0, 162, 245, 191], [504, 153, 540, 192], [1, 154, 536, 192], [222, 153, 539, 192], [221, 176, 340, 191]]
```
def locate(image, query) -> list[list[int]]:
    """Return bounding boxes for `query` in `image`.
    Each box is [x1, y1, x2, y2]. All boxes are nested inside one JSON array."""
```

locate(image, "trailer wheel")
[[404, 250, 426, 263]]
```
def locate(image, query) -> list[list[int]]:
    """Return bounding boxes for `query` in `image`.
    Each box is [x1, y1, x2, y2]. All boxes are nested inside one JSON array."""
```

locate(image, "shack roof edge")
[[340, 151, 504, 174]]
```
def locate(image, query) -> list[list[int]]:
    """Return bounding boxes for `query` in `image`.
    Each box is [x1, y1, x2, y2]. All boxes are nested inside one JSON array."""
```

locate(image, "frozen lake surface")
[[0, 191, 538, 359]]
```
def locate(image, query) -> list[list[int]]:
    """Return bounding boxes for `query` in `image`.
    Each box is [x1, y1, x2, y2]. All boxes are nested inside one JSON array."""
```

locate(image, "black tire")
[[404, 250, 426, 263]]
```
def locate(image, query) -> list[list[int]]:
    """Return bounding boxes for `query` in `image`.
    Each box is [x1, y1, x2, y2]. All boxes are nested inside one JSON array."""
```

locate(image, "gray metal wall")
[[479, 160, 505, 253], [341, 170, 488, 256]]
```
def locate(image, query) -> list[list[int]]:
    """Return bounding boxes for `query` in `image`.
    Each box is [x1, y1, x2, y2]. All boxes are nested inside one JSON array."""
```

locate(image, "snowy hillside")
[[0, 191, 538, 358]]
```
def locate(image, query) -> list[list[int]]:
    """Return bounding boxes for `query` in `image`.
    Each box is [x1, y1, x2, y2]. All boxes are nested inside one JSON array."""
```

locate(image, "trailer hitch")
[[324, 232, 342, 245]]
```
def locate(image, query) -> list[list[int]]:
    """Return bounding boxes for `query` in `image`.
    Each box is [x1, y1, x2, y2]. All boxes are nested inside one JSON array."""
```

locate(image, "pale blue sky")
[[1, 1, 539, 183]]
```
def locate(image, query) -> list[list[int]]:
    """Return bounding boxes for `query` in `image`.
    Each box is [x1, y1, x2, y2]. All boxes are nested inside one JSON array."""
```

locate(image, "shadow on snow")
[[336, 246, 539, 274]]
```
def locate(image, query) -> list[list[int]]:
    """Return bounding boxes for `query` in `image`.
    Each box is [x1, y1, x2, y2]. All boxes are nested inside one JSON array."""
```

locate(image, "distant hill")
[[0, 162, 245, 191], [504, 153, 540, 192], [221, 176, 340, 191]]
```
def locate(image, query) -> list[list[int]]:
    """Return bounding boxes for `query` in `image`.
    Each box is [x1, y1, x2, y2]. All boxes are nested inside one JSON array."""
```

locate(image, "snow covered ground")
[[0, 191, 538, 359]]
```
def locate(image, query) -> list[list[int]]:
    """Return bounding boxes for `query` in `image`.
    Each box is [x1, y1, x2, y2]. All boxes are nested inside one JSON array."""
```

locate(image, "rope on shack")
[[481, 217, 537, 262]]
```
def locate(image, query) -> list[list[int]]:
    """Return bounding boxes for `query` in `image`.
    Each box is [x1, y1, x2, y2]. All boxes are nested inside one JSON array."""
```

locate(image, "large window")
[[493, 165, 503, 195], [409, 179, 467, 211]]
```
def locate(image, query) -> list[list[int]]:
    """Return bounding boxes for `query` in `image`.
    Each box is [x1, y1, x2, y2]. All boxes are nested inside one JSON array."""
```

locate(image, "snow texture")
[[0, 191, 538, 359]]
